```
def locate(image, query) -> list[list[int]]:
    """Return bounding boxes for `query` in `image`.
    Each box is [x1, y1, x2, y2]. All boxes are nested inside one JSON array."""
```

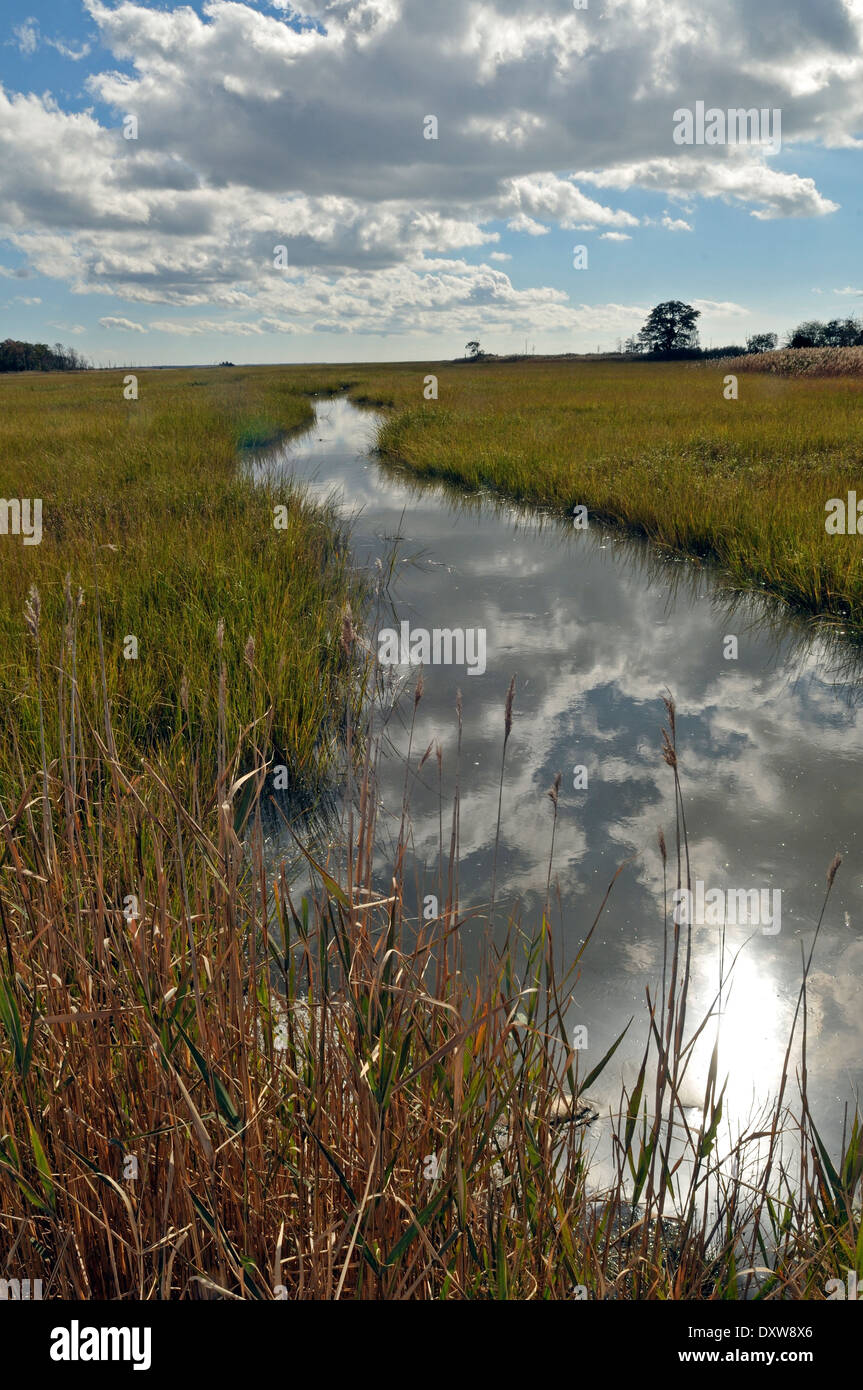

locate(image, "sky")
[[1, 0, 862, 365]]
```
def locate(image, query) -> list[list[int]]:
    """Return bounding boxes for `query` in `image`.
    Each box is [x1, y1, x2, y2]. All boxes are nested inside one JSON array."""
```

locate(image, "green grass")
[[330, 356, 863, 635], [0, 366, 366, 799], [7, 354, 860, 794]]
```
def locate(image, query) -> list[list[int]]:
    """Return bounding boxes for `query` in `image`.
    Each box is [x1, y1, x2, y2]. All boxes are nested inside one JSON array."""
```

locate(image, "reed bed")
[[0, 601, 859, 1300], [724, 346, 863, 377]]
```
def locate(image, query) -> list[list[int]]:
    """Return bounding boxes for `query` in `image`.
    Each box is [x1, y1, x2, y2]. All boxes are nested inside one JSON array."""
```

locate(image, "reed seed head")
[[340, 603, 356, 656], [24, 585, 40, 640], [827, 852, 842, 888], [504, 675, 515, 742]]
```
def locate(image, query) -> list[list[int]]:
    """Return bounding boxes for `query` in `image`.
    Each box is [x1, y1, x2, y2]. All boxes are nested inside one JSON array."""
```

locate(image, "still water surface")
[[253, 395, 863, 1147]]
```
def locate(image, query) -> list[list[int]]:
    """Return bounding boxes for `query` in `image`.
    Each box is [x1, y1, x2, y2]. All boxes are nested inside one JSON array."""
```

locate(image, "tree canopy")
[[746, 332, 778, 354], [786, 317, 863, 349], [636, 301, 701, 356]]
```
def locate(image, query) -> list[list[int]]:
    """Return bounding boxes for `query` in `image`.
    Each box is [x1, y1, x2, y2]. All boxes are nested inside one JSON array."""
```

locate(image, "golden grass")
[[0, 638, 858, 1299], [728, 346, 863, 377]]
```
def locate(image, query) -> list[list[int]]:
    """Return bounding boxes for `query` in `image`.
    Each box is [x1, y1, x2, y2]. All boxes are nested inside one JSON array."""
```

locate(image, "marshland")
[[0, 357, 861, 1300]]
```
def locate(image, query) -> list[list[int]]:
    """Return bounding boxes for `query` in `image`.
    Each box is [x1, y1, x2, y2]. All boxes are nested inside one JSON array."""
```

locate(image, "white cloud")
[[580, 157, 838, 220], [507, 214, 550, 236], [661, 213, 693, 232], [0, 0, 854, 343], [692, 298, 749, 317], [99, 315, 147, 332], [47, 38, 92, 62], [9, 19, 91, 61], [505, 174, 639, 230], [12, 21, 39, 56]]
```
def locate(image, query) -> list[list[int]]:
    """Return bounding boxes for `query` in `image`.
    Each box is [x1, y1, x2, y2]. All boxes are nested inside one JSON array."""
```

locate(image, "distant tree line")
[[0, 338, 89, 373], [624, 302, 863, 361], [784, 317, 863, 348]]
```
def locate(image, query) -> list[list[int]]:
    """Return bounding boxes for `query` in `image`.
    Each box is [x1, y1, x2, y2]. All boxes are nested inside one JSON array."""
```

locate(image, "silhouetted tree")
[[636, 301, 700, 356], [784, 318, 863, 349], [821, 318, 862, 347]]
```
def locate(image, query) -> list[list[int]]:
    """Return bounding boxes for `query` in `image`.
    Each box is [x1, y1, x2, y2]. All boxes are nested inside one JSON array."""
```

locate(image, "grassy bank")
[[334, 357, 863, 635], [0, 650, 858, 1299], [0, 366, 365, 799]]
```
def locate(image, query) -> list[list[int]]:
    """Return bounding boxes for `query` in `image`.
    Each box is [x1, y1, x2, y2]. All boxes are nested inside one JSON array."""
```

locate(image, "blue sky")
[[1, 0, 862, 365]]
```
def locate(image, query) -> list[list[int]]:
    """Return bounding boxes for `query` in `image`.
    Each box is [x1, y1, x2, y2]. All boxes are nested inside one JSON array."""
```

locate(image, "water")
[[252, 395, 863, 1148]]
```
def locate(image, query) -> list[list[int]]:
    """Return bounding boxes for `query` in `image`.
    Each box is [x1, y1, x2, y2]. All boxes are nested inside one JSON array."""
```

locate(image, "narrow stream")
[[251, 395, 863, 1151]]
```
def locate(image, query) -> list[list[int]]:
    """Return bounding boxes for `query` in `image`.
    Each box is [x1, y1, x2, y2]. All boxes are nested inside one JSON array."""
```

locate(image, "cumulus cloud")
[[505, 173, 639, 230], [507, 214, 550, 236], [579, 157, 839, 220], [0, 0, 856, 340]]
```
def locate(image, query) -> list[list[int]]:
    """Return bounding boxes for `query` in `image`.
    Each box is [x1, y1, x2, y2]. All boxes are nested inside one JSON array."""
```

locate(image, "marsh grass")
[[0, 367, 367, 800], [0, 615, 859, 1300], [1, 362, 861, 1299], [349, 357, 863, 637]]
